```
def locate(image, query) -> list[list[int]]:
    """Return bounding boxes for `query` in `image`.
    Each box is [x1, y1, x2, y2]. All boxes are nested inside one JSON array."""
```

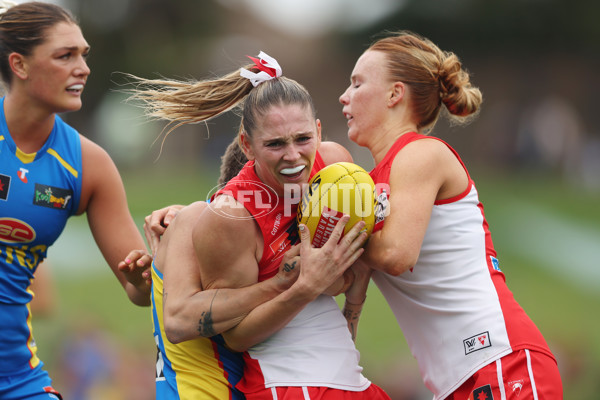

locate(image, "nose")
[[75, 56, 90, 77], [339, 88, 349, 105], [283, 144, 301, 161]]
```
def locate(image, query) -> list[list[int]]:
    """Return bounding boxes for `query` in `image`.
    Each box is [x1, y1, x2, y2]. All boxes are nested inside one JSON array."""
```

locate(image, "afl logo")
[[0, 218, 36, 243], [206, 180, 279, 220]]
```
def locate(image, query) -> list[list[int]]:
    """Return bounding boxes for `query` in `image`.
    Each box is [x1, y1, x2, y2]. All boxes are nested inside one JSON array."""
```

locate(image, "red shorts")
[[448, 349, 562, 400], [243, 383, 390, 400]]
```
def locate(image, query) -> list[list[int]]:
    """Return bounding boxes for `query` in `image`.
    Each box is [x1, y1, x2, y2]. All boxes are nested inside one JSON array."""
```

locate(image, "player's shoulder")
[[80, 134, 113, 166], [201, 195, 254, 232], [395, 136, 452, 170], [171, 201, 208, 228], [319, 141, 352, 165], [193, 195, 260, 265]]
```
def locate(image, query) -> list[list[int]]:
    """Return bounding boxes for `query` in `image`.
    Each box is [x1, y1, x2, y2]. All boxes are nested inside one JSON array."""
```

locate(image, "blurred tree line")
[[60, 0, 599, 189]]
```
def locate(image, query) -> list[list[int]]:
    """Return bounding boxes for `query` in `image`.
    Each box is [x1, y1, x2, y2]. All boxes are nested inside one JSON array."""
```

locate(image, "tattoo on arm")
[[283, 260, 297, 272], [197, 289, 218, 337], [348, 321, 358, 341], [343, 308, 361, 321], [343, 308, 361, 342]]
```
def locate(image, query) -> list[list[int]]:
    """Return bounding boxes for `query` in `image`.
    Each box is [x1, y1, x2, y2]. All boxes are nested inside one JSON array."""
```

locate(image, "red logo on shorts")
[[43, 385, 62, 399]]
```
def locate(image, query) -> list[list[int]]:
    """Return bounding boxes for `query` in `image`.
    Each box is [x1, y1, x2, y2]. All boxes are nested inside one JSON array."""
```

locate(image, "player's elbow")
[[163, 304, 194, 344], [222, 333, 251, 353], [126, 286, 151, 307], [222, 327, 262, 353], [163, 314, 186, 344], [371, 247, 417, 276]]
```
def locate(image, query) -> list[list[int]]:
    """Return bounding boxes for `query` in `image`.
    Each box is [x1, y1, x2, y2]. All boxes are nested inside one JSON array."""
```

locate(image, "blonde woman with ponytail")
[[340, 30, 563, 399]]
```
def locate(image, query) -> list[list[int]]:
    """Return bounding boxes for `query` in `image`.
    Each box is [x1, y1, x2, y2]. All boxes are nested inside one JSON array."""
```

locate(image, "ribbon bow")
[[0, 1, 17, 17], [240, 51, 282, 87]]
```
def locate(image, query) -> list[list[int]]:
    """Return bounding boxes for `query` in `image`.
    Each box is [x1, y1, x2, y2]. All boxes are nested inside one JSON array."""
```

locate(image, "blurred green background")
[[35, 168, 600, 399], [24, 0, 600, 398]]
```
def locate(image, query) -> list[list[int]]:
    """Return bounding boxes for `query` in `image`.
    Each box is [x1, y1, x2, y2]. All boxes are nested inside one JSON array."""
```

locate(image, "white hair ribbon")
[[240, 51, 282, 87], [0, 1, 17, 17]]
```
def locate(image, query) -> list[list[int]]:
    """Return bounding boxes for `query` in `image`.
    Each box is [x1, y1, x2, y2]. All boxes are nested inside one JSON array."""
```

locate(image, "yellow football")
[[297, 162, 376, 247]]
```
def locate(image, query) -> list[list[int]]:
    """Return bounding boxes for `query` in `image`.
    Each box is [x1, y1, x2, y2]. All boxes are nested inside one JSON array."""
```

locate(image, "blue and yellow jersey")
[[151, 261, 246, 399], [0, 97, 82, 375]]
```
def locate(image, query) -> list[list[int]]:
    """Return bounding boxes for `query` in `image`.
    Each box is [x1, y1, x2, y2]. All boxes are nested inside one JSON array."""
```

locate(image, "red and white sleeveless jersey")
[[369, 132, 554, 399], [215, 153, 371, 393]]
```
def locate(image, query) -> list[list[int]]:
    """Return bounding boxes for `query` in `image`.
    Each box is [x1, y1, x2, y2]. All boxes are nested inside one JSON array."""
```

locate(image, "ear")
[[239, 132, 255, 160], [9, 53, 28, 80], [388, 82, 405, 107]]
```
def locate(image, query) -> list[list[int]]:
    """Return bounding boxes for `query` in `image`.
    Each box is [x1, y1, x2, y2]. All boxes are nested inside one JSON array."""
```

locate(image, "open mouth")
[[343, 112, 353, 124], [66, 84, 84, 93]]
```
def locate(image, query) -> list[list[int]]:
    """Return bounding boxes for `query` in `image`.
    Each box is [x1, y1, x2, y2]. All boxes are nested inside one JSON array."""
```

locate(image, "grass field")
[[33, 163, 600, 399]]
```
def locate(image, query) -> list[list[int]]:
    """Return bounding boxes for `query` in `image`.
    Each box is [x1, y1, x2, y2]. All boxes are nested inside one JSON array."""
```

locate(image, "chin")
[[61, 102, 83, 113], [348, 130, 360, 145], [61, 94, 84, 107]]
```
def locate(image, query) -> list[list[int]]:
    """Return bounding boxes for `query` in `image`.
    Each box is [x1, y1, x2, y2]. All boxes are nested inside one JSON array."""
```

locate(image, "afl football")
[[297, 162, 376, 247]]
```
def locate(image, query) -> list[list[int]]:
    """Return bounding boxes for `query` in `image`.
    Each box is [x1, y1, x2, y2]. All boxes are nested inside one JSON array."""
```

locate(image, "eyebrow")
[[264, 132, 312, 143], [58, 45, 90, 52]]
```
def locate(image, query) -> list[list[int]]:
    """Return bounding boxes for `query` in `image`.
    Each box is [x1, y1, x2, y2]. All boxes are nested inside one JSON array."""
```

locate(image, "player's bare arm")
[[80, 136, 151, 306], [221, 216, 367, 352], [160, 200, 300, 343], [362, 140, 448, 276]]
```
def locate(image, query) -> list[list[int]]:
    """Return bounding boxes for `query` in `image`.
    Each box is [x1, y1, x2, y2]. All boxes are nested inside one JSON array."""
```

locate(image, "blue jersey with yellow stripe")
[[0, 97, 82, 375], [151, 261, 246, 399]]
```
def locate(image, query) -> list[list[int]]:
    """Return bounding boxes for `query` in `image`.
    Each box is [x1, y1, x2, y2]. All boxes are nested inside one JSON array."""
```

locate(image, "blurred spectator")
[[56, 317, 154, 400]]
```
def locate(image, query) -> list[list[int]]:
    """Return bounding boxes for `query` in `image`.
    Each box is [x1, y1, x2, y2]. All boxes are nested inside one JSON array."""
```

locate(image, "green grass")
[[33, 165, 600, 399]]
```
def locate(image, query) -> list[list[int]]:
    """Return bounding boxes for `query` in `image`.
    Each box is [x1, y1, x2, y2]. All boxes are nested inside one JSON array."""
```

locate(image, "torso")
[[216, 153, 371, 393], [369, 132, 554, 399], [151, 262, 245, 399], [0, 97, 83, 375]]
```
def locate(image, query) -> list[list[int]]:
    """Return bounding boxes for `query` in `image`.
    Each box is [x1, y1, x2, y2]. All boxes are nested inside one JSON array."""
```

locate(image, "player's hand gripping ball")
[[297, 162, 376, 247]]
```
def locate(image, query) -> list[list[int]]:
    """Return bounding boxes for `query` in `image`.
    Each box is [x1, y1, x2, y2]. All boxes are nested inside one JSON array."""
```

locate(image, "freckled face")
[[242, 103, 321, 195], [21, 21, 90, 113], [339, 50, 392, 147]]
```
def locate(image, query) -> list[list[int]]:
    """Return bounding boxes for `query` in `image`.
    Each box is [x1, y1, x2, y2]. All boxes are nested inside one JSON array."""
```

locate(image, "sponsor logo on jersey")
[[508, 379, 524, 396], [468, 384, 494, 400], [268, 221, 296, 260], [374, 188, 390, 226], [33, 183, 73, 210], [18, 167, 29, 183], [463, 331, 492, 355], [0, 174, 10, 200], [490, 256, 501, 271], [0, 218, 36, 243]]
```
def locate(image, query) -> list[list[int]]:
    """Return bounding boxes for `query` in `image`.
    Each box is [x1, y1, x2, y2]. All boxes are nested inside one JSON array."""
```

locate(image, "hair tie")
[[240, 51, 282, 87], [436, 65, 449, 100]]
